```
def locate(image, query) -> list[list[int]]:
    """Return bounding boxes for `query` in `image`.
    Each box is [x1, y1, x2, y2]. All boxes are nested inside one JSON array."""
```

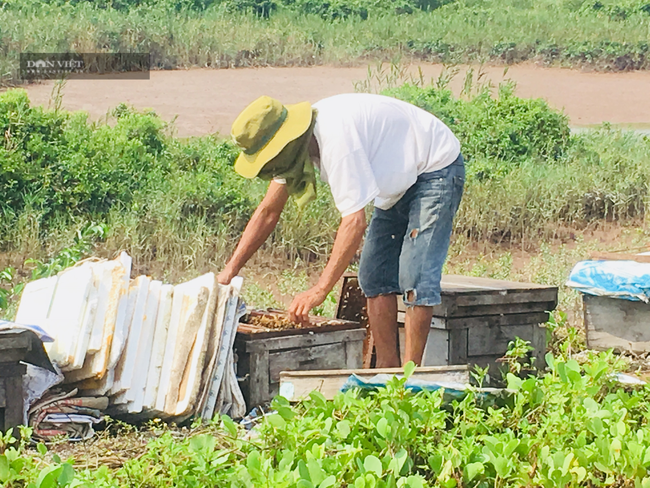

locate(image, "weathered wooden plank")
[[0, 379, 5, 408], [247, 350, 270, 409], [584, 295, 650, 352], [0, 362, 27, 378], [440, 275, 556, 292], [421, 328, 450, 366], [468, 324, 536, 357], [268, 343, 348, 383], [398, 297, 556, 317], [344, 339, 363, 369], [453, 290, 558, 307], [445, 301, 558, 318], [239, 328, 366, 353], [0, 350, 30, 365], [448, 328, 468, 365], [3, 375, 24, 432], [439, 312, 550, 330], [0, 332, 31, 351], [590, 251, 650, 263], [279, 365, 470, 401]]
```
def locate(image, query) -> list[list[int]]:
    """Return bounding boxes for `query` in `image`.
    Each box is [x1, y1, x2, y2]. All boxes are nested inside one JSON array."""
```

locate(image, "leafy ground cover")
[[1, 0, 650, 84], [4, 344, 650, 487]]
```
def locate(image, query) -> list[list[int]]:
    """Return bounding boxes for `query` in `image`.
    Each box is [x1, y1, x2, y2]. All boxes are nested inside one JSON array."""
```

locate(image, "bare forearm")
[[225, 209, 279, 274], [222, 181, 288, 279], [316, 210, 366, 294]]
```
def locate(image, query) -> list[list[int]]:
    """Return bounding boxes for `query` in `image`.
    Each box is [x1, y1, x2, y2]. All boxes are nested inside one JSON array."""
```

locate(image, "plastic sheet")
[[567, 260, 650, 302]]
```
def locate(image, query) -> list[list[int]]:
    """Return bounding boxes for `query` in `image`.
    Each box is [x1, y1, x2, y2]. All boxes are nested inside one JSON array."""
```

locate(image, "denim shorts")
[[358, 154, 465, 307]]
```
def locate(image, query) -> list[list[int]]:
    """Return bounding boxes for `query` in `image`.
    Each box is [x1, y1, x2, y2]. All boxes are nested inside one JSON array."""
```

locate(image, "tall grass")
[[2, 0, 650, 84]]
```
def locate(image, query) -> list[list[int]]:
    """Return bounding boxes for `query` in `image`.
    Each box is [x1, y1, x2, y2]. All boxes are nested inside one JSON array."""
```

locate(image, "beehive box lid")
[[339, 274, 558, 320]]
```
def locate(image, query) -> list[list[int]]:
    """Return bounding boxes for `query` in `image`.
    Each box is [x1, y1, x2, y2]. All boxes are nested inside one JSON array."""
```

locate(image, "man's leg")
[[358, 204, 408, 368], [403, 305, 433, 366], [399, 155, 466, 366], [367, 294, 400, 368]]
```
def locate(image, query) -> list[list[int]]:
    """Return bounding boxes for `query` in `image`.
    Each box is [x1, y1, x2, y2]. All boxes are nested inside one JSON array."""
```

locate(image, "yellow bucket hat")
[[231, 96, 313, 178]]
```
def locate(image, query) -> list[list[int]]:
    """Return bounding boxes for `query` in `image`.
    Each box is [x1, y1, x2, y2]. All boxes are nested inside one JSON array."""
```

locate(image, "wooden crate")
[[584, 294, 650, 353], [338, 274, 557, 374], [0, 330, 30, 433], [235, 313, 366, 408]]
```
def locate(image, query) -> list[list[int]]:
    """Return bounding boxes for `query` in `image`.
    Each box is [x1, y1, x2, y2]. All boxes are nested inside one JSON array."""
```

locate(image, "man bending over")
[[217, 93, 464, 367]]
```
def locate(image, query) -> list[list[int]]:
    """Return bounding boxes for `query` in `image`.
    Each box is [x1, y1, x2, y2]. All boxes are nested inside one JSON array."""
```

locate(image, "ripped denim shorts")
[[358, 153, 465, 307]]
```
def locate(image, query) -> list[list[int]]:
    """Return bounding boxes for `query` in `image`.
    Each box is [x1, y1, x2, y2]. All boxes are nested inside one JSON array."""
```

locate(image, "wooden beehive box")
[[338, 274, 558, 375], [583, 294, 650, 353], [234, 311, 365, 408], [0, 330, 30, 433]]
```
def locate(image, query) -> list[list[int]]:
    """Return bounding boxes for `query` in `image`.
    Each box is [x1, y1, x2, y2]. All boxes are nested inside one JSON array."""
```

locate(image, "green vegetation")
[[5, 346, 650, 487], [1, 80, 649, 316], [1, 0, 650, 84]]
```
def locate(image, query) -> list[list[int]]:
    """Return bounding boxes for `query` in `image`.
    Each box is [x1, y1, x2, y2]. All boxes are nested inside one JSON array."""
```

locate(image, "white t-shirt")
[[312, 93, 461, 217]]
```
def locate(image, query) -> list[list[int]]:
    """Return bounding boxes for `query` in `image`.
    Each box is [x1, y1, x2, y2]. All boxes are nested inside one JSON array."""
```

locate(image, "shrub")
[[383, 82, 572, 178]]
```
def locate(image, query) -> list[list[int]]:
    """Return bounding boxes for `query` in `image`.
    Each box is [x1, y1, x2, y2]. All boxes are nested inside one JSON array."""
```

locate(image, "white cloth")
[[310, 93, 461, 217]]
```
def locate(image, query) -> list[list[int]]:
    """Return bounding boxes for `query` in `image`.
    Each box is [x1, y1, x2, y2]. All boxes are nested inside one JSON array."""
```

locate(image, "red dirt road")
[[21, 64, 650, 137]]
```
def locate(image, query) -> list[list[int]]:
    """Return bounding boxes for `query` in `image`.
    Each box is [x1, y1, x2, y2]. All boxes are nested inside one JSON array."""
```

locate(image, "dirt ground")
[[21, 63, 650, 137]]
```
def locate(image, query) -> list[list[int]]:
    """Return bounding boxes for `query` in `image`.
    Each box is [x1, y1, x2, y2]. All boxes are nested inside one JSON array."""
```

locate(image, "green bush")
[[0, 89, 254, 237], [383, 82, 572, 179]]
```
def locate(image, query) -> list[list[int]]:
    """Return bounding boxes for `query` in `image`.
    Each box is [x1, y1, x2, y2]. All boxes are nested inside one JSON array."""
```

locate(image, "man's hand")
[[217, 269, 235, 285], [288, 286, 328, 325]]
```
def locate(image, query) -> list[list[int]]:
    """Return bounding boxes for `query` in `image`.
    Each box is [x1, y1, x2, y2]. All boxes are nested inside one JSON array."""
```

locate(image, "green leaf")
[[355, 476, 366, 488], [642, 478, 650, 488], [37, 443, 48, 456], [403, 361, 416, 379], [307, 458, 325, 485], [465, 462, 484, 481], [222, 415, 238, 437], [189, 434, 216, 453], [337, 420, 351, 438], [36, 465, 62, 488], [247, 450, 261, 472], [266, 413, 286, 429], [277, 406, 296, 420], [377, 417, 389, 439], [0, 455, 9, 483], [406, 476, 424, 488], [319, 475, 336, 488], [58, 463, 75, 486], [364, 455, 383, 476]]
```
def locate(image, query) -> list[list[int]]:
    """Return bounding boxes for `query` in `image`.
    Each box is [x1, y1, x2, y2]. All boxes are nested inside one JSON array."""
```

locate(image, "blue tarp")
[[567, 260, 650, 302]]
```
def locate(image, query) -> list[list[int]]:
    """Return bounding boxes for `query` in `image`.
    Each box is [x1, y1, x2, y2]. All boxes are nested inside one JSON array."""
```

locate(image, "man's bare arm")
[[217, 181, 289, 284], [289, 209, 366, 324]]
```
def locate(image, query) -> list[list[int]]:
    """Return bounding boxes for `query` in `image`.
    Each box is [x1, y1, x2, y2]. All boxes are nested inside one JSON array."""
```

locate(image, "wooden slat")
[[279, 365, 470, 401], [440, 275, 555, 292], [268, 343, 347, 383], [0, 332, 31, 351], [0, 379, 5, 408], [449, 328, 468, 364], [584, 295, 650, 352], [3, 375, 24, 431], [248, 350, 270, 409], [239, 328, 366, 353], [468, 324, 536, 357], [590, 251, 650, 263], [440, 312, 550, 330]]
